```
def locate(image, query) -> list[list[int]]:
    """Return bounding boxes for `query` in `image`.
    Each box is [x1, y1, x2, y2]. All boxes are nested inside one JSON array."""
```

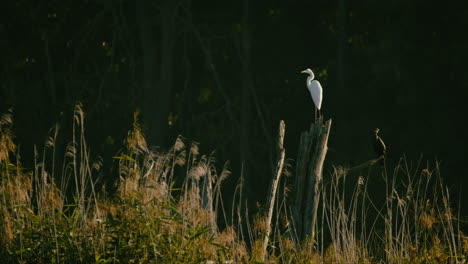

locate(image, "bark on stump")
[[293, 119, 332, 242]]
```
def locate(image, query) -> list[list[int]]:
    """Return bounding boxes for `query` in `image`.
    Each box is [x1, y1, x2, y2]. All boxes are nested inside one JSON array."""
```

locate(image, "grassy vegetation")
[[1, 106, 467, 263]]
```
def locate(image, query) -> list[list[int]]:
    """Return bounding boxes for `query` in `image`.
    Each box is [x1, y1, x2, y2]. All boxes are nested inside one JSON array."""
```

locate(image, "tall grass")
[[0, 107, 467, 263], [317, 160, 467, 264]]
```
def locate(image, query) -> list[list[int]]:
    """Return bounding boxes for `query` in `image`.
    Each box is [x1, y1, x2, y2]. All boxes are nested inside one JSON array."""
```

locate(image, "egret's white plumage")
[[301, 68, 323, 122], [301, 68, 323, 111]]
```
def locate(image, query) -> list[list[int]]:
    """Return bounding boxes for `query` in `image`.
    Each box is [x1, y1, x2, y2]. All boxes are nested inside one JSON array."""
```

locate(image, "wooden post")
[[261, 120, 286, 260], [293, 119, 332, 242]]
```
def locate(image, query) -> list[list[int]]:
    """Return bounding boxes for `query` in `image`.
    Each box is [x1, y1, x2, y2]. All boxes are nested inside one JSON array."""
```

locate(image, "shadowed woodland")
[[1, 0, 468, 263]]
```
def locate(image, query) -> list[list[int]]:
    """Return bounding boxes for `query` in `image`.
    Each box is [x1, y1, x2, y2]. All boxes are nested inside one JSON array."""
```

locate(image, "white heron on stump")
[[301, 68, 323, 122]]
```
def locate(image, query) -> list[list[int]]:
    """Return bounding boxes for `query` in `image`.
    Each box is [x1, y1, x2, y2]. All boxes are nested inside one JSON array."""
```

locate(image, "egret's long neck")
[[307, 75, 314, 85]]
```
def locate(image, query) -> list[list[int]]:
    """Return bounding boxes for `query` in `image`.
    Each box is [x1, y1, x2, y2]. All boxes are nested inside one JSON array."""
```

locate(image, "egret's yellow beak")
[[301, 70, 307, 73]]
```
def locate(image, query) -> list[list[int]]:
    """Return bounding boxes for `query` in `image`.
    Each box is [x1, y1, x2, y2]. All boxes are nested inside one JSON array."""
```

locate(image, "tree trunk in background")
[[44, 34, 56, 108], [136, 0, 158, 145], [181, 38, 193, 140], [155, 0, 179, 147], [337, 0, 346, 96], [241, 0, 253, 198]]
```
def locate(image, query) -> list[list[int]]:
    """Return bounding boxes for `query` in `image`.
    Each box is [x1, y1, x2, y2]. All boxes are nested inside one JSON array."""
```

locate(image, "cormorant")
[[372, 128, 386, 163]]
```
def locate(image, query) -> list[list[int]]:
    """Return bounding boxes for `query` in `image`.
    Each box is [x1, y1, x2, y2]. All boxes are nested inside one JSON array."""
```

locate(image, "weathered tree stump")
[[261, 120, 286, 261], [293, 118, 332, 242]]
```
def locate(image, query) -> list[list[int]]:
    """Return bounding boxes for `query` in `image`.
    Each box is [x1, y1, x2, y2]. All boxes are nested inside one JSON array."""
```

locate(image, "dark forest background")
[[1, 0, 467, 214]]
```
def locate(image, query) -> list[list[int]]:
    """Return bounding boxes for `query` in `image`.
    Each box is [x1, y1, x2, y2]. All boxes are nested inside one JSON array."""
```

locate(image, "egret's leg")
[[314, 108, 317, 123]]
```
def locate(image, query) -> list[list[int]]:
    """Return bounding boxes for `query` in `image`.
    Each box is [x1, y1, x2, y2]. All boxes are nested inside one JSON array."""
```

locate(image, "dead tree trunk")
[[293, 119, 332, 242], [261, 120, 286, 260]]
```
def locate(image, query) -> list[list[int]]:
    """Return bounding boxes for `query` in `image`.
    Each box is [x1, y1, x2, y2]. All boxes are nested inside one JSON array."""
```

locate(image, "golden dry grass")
[[0, 107, 466, 264]]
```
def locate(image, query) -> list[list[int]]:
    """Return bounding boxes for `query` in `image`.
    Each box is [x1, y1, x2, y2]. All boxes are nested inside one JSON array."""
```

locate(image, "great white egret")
[[301, 68, 323, 121], [372, 128, 386, 164]]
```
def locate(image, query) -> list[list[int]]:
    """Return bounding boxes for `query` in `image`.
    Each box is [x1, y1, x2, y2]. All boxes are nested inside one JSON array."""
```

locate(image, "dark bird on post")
[[372, 128, 386, 164]]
